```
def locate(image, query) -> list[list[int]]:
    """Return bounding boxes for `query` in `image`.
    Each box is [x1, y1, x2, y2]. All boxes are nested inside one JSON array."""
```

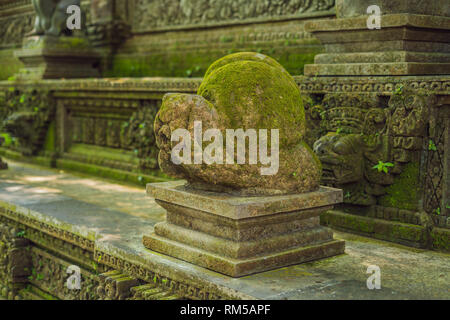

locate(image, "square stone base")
[[14, 36, 100, 80], [143, 181, 345, 277]]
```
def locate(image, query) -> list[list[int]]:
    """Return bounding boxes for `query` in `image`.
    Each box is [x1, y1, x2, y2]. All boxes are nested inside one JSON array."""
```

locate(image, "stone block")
[[336, 0, 450, 18], [143, 181, 345, 277], [304, 14, 450, 76], [14, 36, 100, 80]]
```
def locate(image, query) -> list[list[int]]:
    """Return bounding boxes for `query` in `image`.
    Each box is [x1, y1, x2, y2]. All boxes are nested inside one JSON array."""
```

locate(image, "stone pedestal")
[[14, 36, 100, 80], [304, 9, 450, 76], [143, 181, 345, 277]]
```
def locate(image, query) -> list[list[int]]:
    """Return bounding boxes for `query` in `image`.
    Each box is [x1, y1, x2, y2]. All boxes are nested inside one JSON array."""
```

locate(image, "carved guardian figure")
[[28, 0, 81, 36], [154, 52, 322, 195]]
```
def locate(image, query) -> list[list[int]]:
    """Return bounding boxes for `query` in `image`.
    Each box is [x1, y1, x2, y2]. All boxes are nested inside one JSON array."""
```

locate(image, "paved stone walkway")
[[0, 160, 449, 300]]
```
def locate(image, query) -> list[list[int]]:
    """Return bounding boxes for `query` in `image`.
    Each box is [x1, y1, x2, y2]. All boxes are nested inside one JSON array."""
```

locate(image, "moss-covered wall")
[[104, 19, 324, 78], [379, 162, 421, 211], [0, 49, 24, 81]]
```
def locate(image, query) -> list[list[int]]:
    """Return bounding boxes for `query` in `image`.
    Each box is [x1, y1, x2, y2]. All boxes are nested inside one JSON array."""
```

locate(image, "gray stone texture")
[[143, 181, 345, 277]]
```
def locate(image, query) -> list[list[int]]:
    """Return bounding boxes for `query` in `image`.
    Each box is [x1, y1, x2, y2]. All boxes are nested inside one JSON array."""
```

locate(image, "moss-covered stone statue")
[[154, 52, 322, 195], [27, 0, 81, 36]]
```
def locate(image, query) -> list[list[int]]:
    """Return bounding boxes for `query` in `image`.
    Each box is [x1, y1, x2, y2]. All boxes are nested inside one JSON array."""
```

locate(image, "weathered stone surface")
[[144, 180, 345, 277], [14, 36, 100, 80], [0, 161, 449, 299], [155, 52, 322, 195], [147, 181, 342, 220], [314, 52, 450, 64], [28, 0, 82, 36], [321, 210, 429, 248], [305, 62, 450, 76], [304, 13, 450, 76], [336, 0, 450, 18], [0, 158, 6, 170]]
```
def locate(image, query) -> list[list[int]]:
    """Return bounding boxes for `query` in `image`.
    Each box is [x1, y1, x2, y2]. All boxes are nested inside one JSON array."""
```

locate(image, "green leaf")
[[428, 140, 437, 151]]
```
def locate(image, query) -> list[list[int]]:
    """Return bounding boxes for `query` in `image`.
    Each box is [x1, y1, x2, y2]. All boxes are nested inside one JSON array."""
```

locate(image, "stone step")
[[153, 221, 334, 259]]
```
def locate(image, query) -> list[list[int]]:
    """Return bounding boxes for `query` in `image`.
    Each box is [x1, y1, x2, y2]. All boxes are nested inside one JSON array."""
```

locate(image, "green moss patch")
[[379, 162, 420, 211]]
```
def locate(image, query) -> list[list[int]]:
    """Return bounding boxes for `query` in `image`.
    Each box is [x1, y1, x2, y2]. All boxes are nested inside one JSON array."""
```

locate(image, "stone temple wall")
[[0, 0, 336, 79], [0, 0, 448, 300]]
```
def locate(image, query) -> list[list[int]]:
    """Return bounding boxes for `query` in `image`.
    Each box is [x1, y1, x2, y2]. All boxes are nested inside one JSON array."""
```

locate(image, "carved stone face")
[[313, 133, 365, 185]]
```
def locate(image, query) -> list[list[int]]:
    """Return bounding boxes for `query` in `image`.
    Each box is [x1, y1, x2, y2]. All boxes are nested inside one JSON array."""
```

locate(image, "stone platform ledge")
[[305, 63, 450, 77], [14, 36, 100, 80], [0, 161, 449, 300], [304, 14, 450, 32], [146, 181, 343, 220], [321, 210, 429, 249], [144, 181, 345, 277]]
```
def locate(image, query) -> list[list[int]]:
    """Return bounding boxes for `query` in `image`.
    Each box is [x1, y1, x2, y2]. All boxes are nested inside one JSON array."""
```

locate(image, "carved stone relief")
[[132, 0, 335, 32]]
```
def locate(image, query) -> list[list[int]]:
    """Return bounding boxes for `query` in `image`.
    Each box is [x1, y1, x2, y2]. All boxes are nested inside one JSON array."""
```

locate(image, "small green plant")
[[344, 192, 351, 199], [313, 72, 319, 81], [19, 94, 26, 103], [292, 172, 297, 177], [434, 207, 441, 215], [428, 140, 437, 151], [394, 84, 404, 95], [320, 110, 326, 120], [92, 261, 98, 274], [446, 203, 450, 209], [16, 231, 25, 238], [372, 161, 394, 174]]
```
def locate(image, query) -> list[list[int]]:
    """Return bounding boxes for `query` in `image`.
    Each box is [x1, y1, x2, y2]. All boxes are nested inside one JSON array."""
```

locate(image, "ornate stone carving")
[[0, 223, 31, 300], [94, 249, 224, 300], [1, 88, 54, 156], [96, 270, 140, 300], [126, 102, 159, 171], [311, 90, 435, 207], [87, 20, 131, 47], [0, 13, 35, 47], [132, 0, 335, 32], [424, 106, 447, 226], [0, 207, 95, 252]]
